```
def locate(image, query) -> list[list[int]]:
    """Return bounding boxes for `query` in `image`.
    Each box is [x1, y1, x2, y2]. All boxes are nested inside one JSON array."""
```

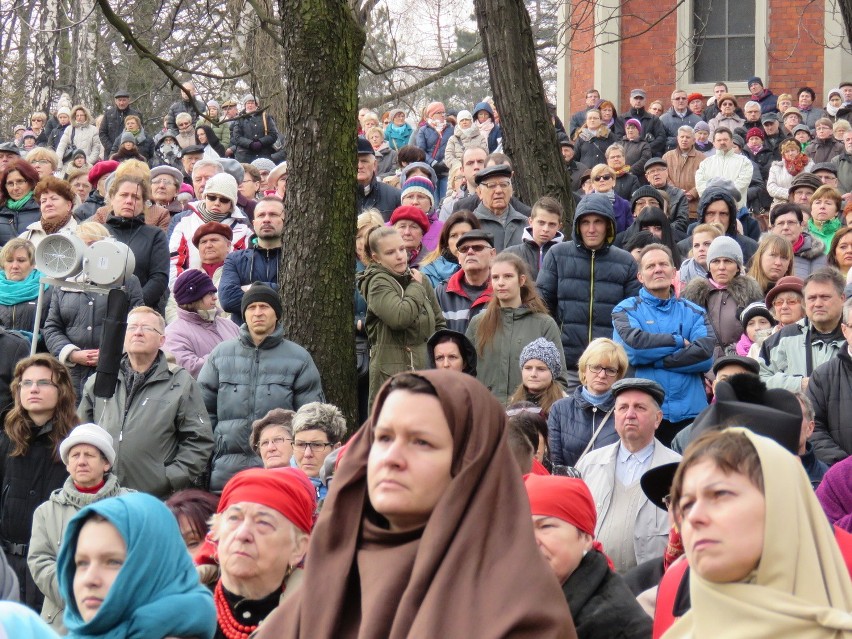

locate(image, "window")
[[691, 0, 756, 83]]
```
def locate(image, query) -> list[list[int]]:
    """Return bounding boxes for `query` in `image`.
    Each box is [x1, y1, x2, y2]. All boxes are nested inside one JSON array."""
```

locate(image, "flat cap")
[[455, 229, 494, 249], [474, 163, 512, 185], [712, 355, 760, 376], [611, 377, 665, 405]]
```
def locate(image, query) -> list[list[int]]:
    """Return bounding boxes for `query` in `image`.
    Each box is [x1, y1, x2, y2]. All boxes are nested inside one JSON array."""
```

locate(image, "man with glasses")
[[98, 89, 142, 160], [660, 89, 701, 151], [291, 402, 346, 500], [620, 88, 667, 156], [769, 203, 827, 277], [472, 164, 527, 251], [78, 306, 213, 498], [612, 244, 714, 446], [200, 282, 324, 491], [435, 230, 495, 333]]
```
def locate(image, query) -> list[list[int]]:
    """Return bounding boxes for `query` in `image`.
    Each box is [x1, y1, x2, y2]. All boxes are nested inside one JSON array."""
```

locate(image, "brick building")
[[555, 0, 852, 122]]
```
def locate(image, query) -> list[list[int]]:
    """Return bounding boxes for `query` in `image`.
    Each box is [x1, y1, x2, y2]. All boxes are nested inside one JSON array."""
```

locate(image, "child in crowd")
[[504, 196, 565, 280], [509, 337, 567, 418], [737, 301, 777, 358]]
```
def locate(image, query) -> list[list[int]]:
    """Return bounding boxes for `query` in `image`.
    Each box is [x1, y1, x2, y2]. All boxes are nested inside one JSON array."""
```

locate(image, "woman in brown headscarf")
[[256, 369, 576, 639]]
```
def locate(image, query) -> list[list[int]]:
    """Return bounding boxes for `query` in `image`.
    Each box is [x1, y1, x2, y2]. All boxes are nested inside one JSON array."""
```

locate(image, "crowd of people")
[[0, 77, 850, 637]]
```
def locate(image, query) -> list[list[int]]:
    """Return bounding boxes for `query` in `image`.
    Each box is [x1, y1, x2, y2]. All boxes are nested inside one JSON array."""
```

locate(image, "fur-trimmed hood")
[[796, 232, 826, 261], [70, 104, 93, 127], [681, 273, 764, 310]]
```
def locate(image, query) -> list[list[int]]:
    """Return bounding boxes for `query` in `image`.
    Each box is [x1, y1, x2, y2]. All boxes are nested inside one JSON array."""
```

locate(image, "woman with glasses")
[[764, 275, 806, 330], [574, 109, 616, 169], [588, 164, 633, 234], [0, 354, 78, 608], [0, 160, 43, 245], [25, 148, 60, 180], [28, 112, 49, 147], [249, 408, 296, 471], [547, 338, 628, 468], [291, 402, 346, 500]]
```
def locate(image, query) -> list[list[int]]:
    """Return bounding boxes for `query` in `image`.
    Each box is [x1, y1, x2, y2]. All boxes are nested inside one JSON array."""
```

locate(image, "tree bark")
[[841, 0, 852, 46], [473, 0, 575, 229], [279, 0, 365, 427]]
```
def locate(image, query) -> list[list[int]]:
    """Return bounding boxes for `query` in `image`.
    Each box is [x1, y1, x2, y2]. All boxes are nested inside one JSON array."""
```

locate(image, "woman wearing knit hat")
[[621, 119, 651, 180], [736, 301, 777, 359], [682, 235, 763, 359], [164, 269, 239, 378], [384, 108, 413, 152], [28, 424, 132, 633], [525, 474, 652, 639], [389, 204, 430, 268], [443, 109, 488, 173], [509, 337, 567, 417], [687, 93, 704, 117], [398, 174, 444, 252], [414, 101, 454, 201]]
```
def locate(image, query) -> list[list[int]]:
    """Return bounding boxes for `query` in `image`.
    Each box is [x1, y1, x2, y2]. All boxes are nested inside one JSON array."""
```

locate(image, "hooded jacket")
[[434, 268, 492, 334], [472, 101, 503, 152], [675, 188, 759, 264], [537, 194, 641, 369], [503, 225, 565, 280]]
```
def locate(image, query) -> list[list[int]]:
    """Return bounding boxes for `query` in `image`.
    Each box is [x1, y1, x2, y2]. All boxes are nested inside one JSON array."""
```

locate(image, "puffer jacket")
[[675, 188, 759, 265], [219, 244, 281, 324], [694, 149, 753, 208], [98, 105, 142, 161], [759, 318, 846, 391], [415, 123, 454, 175], [808, 348, 852, 465], [805, 137, 844, 164], [503, 226, 565, 280], [434, 269, 492, 334], [613, 287, 715, 422], [57, 106, 103, 165], [231, 111, 279, 163], [681, 274, 763, 358], [793, 232, 828, 278], [0, 196, 41, 246], [444, 125, 488, 171], [78, 352, 214, 497], [198, 324, 325, 492], [42, 276, 144, 397], [0, 285, 52, 336], [358, 263, 446, 404], [163, 308, 240, 378], [548, 386, 618, 467], [104, 214, 170, 312], [537, 197, 641, 370], [466, 306, 567, 404], [28, 475, 131, 632]]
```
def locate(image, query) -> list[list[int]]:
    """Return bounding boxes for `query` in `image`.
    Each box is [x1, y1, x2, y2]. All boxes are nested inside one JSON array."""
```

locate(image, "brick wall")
[[619, 0, 679, 110], [767, 0, 825, 100], [568, 0, 596, 113]]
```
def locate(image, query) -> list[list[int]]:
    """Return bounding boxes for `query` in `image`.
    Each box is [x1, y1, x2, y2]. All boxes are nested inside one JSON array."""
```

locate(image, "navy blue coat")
[[548, 386, 618, 467]]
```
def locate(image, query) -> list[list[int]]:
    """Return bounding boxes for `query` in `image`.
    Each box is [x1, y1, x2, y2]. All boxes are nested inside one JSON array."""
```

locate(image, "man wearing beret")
[[576, 378, 681, 573], [473, 164, 528, 251], [199, 282, 325, 492]]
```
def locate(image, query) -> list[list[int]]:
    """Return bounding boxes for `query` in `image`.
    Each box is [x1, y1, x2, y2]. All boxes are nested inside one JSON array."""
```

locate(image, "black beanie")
[[241, 282, 282, 321]]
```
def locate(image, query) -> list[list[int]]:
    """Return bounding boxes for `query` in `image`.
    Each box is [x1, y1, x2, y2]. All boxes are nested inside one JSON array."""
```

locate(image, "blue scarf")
[[581, 386, 613, 406], [58, 493, 216, 639], [0, 268, 43, 305]]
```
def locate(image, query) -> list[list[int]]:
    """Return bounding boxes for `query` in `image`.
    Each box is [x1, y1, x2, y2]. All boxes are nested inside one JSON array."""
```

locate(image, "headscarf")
[[218, 467, 316, 534], [0, 601, 58, 639], [664, 429, 852, 638], [57, 493, 216, 639], [256, 369, 575, 639]]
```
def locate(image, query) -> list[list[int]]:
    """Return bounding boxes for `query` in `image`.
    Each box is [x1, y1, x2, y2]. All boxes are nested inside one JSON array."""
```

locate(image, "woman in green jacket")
[[358, 227, 446, 407], [467, 253, 567, 404]]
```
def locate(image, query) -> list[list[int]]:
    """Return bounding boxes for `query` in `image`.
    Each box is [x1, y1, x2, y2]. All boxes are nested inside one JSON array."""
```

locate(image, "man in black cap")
[[620, 89, 667, 156], [643, 158, 690, 235], [558, 133, 589, 191], [811, 162, 840, 190], [0, 142, 19, 173], [198, 282, 325, 491], [435, 230, 495, 333], [576, 377, 682, 573], [98, 89, 142, 160], [355, 136, 400, 220], [760, 112, 784, 153], [473, 164, 528, 251]]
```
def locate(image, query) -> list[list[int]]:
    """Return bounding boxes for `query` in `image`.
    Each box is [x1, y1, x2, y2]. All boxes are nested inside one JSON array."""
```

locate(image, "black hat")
[[643, 157, 667, 172], [812, 162, 838, 176], [640, 462, 680, 511], [180, 144, 205, 156], [712, 355, 760, 376], [688, 375, 802, 454], [557, 132, 573, 148], [455, 230, 494, 250], [240, 282, 282, 322], [611, 377, 665, 406], [114, 89, 130, 99], [356, 136, 374, 155], [0, 142, 20, 155], [760, 112, 780, 124], [474, 164, 513, 185]]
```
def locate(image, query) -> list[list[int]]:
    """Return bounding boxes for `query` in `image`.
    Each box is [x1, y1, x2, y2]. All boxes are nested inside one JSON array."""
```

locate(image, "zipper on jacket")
[[588, 250, 596, 343]]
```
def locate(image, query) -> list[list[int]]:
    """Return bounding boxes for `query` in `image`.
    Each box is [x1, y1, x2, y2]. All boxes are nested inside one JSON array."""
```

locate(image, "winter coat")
[[356, 177, 401, 221], [707, 113, 745, 139], [472, 102, 503, 152], [613, 172, 641, 201], [659, 108, 702, 151], [219, 244, 281, 324], [694, 149, 753, 207], [753, 89, 778, 114], [434, 269, 492, 334], [548, 386, 618, 468], [613, 287, 715, 422], [91, 201, 170, 233], [420, 255, 459, 289], [0, 286, 52, 336], [537, 206, 641, 370], [749, 145, 777, 182], [42, 276, 144, 397], [503, 226, 565, 280], [574, 128, 616, 167], [18, 216, 77, 249], [681, 274, 763, 358], [198, 324, 325, 491], [576, 439, 681, 566], [562, 550, 653, 639], [98, 105, 142, 160], [47, 124, 68, 152], [374, 144, 398, 178], [384, 121, 414, 152], [163, 308, 240, 378], [0, 196, 41, 246], [805, 137, 844, 164], [0, 328, 29, 420], [466, 306, 567, 405], [473, 201, 527, 252], [358, 263, 445, 403], [73, 191, 104, 222], [621, 139, 652, 179], [619, 108, 667, 156], [767, 159, 816, 204], [166, 96, 206, 130], [415, 123, 454, 175], [104, 214, 170, 313], [806, 347, 852, 465], [758, 318, 846, 391], [662, 146, 705, 217], [28, 474, 131, 632], [444, 125, 488, 172], [78, 352, 214, 497], [792, 232, 828, 278], [675, 188, 759, 265], [231, 111, 279, 163], [836, 151, 852, 194]]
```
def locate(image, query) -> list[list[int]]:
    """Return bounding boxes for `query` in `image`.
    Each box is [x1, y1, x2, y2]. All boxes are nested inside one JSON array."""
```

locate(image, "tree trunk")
[[32, 0, 61, 111], [473, 0, 575, 229], [279, 0, 365, 427], [841, 0, 852, 47]]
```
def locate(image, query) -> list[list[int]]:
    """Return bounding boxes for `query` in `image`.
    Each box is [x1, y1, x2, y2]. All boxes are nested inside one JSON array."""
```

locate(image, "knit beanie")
[[401, 175, 435, 208], [630, 185, 664, 211], [457, 110, 473, 122], [241, 282, 282, 321], [426, 101, 446, 118], [519, 338, 562, 379], [192, 221, 233, 248], [119, 132, 136, 145], [57, 107, 71, 118], [203, 173, 238, 204], [746, 127, 765, 141], [60, 423, 116, 466], [694, 121, 710, 133], [389, 205, 430, 234], [740, 302, 777, 330], [625, 118, 642, 132], [707, 235, 743, 269], [207, 99, 220, 110], [173, 269, 217, 305], [250, 158, 276, 172]]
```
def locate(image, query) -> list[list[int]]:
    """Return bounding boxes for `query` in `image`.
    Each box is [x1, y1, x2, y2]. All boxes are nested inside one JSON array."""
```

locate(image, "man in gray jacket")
[[199, 283, 325, 491], [78, 306, 214, 498]]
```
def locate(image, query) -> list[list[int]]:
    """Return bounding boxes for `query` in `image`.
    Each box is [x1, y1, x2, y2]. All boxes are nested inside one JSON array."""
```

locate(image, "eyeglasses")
[[479, 180, 511, 191], [30, 159, 52, 165], [177, 122, 191, 128], [587, 364, 618, 377], [594, 175, 613, 182], [205, 194, 231, 204], [257, 436, 291, 451], [20, 379, 56, 389], [151, 178, 176, 186], [127, 323, 162, 335], [506, 406, 542, 417], [293, 441, 331, 452], [457, 244, 490, 254], [5, 180, 28, 188], [772, 297, 801, 308]]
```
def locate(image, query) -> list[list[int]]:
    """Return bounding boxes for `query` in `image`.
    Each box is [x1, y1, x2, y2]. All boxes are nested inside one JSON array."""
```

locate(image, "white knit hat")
[[203, 172, 238, 204], [60, 423, 116, 466]]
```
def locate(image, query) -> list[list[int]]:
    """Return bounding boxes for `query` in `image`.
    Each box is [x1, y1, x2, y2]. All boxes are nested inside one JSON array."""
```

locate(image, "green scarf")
[[5, 191, 33, 211], [0, 268, 43, 305]]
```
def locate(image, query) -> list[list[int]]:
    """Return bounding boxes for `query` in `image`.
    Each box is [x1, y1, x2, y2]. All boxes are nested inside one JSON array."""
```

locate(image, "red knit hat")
[[218, 467, 316, 533], [389, 205, 430, 234], [746, 127, 765, 141], [524, 474, 597, 536], [87, 160, 119, 187], [686, 93, 704, 105]]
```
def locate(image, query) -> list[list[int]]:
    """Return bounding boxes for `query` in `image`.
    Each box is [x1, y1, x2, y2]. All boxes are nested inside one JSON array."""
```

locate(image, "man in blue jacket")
[[612, 244, 715, 446]]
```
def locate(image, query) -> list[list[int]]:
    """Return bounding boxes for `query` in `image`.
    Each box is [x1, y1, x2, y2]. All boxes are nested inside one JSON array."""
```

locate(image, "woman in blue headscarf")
[[56, 492, 216, 639]]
